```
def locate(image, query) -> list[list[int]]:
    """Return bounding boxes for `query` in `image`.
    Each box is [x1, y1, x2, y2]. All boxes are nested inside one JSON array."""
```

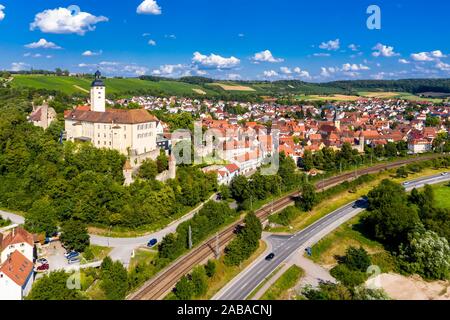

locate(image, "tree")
[[364, 180, 421, 246], [191, 266, 208, 297], [25, 198, 58, 236], [296, 183, 316, 212], [396, 167, 408, 178], [100, 260, 128, 300], [330, 246, 371, 287], [302, 282, 352, 300], [302, 150, 314, 171], [204, 260, 216, 278], [398, 229, 450, 280], [138, 159, 158, 180], [60, 219, 90, 252], [174, 275, 194, 300], [156, 149, 169, 173], [27, 271, 85, 300]]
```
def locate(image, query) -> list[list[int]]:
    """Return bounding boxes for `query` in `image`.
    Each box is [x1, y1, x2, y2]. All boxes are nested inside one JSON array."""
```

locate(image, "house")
[[0, 251, 34, 300], [408, 138, 432, 154], [28, 103, 57, 129], [0, 227, 35, 264]]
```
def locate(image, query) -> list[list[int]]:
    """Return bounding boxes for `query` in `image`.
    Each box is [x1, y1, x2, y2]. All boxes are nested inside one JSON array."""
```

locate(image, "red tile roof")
[[65, 108, 157, 124], [0, 228, 34, 253], [0, 251, 33, 287]]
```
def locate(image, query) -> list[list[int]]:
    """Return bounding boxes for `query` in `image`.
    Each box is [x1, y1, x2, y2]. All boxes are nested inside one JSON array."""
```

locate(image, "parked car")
[[65, 251, 79, 260], [36, 258, 48, 265], [265, 253, 275, 261], [36, 264, 49, 271], [68, 257, 80, 265], [147, 238, 158, 247], [441, 172, 448, 176]]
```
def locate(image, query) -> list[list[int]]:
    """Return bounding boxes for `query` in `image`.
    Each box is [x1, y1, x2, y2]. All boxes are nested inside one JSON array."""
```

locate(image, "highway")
[[213, 172, 450, 300]]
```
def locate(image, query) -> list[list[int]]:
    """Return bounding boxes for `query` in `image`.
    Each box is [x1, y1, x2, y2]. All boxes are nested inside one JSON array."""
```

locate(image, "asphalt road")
[[214, 173, 450, 300]]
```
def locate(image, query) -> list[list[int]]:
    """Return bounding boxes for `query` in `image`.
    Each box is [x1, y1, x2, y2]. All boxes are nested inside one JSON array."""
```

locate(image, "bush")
[[269, 206, 299, 226], [174, 276, 194, 300], [205, 260, 216, 278], [330, 264, 368, 287]]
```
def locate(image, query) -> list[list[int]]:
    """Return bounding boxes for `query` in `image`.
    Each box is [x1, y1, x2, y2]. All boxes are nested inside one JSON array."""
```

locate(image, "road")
[[213, 173, 450, 300], [128, 154, 445, 300], [0, 193, 219, 265]]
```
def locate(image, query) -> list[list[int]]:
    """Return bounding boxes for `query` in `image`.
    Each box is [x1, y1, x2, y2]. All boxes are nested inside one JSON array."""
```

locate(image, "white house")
[[0, 227, 34, 264], [0, 250, 34, 300]]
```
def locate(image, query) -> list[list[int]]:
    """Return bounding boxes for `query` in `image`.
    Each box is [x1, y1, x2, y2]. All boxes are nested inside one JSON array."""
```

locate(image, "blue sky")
[[0, 0, 450, 81]]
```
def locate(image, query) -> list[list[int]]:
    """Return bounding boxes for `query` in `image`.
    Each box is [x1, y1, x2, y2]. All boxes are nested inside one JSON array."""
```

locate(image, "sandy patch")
[[366, 273, 450, 300], [212, 83, 255, 91], [361, 92, 400, 99], [192, 88, 206, 95], [74, 85, 89, 93]]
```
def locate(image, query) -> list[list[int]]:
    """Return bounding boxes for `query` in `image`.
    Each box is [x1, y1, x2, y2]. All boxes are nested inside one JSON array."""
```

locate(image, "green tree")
[[174, 275, 194, 300], [138, 159, 158, 180], [191, 266, 208, 297], [27, 271, 85, 300], [204, 260, 216, 278], [398, 229, 450, 280], [24, 197, 58, 236], [156, 149, 169, 173], [296, 183, 316, 212], [100, 261, 128, 300], [60, 219, 90, 252]]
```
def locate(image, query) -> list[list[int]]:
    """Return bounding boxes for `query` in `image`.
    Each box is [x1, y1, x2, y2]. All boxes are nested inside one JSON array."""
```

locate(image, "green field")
[[11, 74, 218, 96], [432, 183, 450, 209], [260, 265, 304, 300]]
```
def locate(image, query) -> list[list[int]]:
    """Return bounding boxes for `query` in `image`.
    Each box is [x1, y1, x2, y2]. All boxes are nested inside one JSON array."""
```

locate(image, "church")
[[64, 71, 159, 166]]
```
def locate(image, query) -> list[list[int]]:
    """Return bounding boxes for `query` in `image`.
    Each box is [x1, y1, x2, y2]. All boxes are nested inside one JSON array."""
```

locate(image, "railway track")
[[128, 154, 442, 300]]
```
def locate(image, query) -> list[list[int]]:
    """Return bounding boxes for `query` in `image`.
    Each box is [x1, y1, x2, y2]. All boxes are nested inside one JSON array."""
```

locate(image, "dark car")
[[37, 264, 49, 271], [265, 253, 275, 261], [147, 238, 158, 247], [65, 252, 79, 260], [233, 225, 244, 235]]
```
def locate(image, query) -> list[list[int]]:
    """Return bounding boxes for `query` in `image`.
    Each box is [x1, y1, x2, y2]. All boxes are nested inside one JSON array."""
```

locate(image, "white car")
[[441, 172, 448, 176]]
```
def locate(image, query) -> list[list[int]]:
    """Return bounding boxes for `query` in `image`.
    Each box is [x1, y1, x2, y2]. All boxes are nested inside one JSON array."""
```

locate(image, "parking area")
[[38, 241, 79, 272]]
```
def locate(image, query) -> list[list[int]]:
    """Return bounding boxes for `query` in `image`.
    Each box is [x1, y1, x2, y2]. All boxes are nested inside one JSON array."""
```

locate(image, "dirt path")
[[74, 85, 89, 93], [367, 273, 450, 300]]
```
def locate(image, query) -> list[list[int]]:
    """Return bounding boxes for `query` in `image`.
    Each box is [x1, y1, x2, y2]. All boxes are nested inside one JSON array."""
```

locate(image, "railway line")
[[128, 154, 442, 300]]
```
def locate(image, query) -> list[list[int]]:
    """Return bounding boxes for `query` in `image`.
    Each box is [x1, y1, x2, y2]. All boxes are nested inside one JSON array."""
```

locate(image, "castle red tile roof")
[[0, 228, 34, 253], [65, 107, 157, 124]]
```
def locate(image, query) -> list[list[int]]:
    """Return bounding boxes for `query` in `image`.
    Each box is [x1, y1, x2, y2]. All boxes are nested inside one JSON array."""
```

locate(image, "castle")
[[64, 71, 160, 166]]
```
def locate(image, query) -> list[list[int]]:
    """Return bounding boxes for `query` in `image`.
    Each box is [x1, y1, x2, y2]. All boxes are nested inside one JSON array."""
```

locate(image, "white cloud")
[[99, 61, 119, 66], [192, 52, 240, 69], [152, 64, 186, 76], [319, 39, 340, 51], [0, 4, 5, 21], [82, 50, 102, 56], [341, 63, 370, 71], [137, 0, 162, 15], [123, 65, 149, 76], [227, 73, 241, 80], [24, 53, 43, 58], [411, 50, 447, 62], [11, 62, 29, 72], [436, 61, 450, 72], [280, 67, 292, 74], [25, 38, 62, 49], [148, 39, 156, 46], [196, 70, 208, 76], [238, 33, 245, 38], [263, 70, 279, 78], [293, 67, 311, 79], [252, 50, 284, 63], [372, 43, 399, 57], [30, 7, 108, 35], [398, 59, 410, 64], [348, 44, 360, 51], [320, 67, 338, 78], [165, 34, 176, 39], [313, 53, 331, 57]]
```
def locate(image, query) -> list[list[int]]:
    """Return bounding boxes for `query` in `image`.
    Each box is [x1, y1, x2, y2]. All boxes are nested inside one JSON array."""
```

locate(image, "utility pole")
[[188, 225, 193, 249]]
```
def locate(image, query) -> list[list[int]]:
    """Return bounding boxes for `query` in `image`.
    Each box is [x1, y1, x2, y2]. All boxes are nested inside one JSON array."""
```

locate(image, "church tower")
[[90, 70, 106, 112], [333, 107, 340, 131]]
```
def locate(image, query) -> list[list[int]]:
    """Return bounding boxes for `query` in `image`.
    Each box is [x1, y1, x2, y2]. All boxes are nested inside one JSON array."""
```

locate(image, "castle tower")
[[168, 153, 177, 180], [123, 160, 134, 186], [90, 70, 106, 112]]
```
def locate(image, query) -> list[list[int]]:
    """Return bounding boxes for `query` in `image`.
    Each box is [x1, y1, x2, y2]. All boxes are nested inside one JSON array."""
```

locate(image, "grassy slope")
[[11, 75, 217, 96], [260, 265, 304, 300], [432, 183, 450, 209]]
